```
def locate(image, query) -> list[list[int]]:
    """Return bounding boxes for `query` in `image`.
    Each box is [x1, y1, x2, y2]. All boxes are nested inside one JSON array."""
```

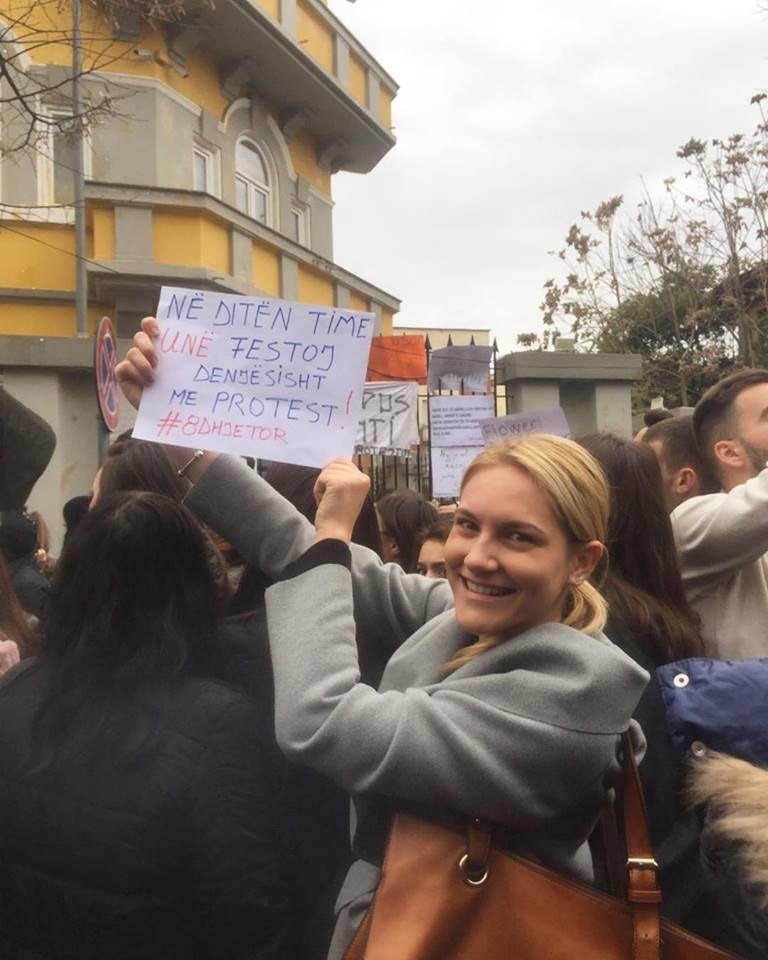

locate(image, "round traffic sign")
[[94, 316, 120, 432]]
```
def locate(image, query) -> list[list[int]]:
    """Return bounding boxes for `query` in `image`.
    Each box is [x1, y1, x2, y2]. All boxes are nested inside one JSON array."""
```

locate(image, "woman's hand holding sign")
[[116, 316, 160, 410], [116, 317, 217, 483]]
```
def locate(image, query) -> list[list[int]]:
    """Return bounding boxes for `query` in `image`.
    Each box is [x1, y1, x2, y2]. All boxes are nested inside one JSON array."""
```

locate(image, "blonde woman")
[[117, 321, 649, 960]]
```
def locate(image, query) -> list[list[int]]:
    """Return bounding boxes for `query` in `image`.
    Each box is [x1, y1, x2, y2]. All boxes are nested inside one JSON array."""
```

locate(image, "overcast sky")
[[327, 0, 768, 353]]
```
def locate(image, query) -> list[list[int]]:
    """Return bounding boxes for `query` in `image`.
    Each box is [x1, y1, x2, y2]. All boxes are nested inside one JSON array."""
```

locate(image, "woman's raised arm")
[[116, 319, 453, 649]]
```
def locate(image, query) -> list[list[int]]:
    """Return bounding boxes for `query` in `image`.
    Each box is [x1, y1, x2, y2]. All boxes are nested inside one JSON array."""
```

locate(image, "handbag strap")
[[455, 733, 662, 958], [621, 731, 661, 960], [597, 797, 625, 899], [459, 818, 492, 886]]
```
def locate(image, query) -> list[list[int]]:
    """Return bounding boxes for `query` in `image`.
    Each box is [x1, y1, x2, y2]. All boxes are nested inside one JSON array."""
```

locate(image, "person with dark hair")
[[229, 460, 382, 626], [265, 462, 382, 557], [0, 511, 50, 627], [94, 436, 233, 609], [673, 367, 768, 657], [414, 515, 453, 579], [61, 494, 91, 550], [97, 445, 363, 959], [0, 491, 290, 960], [642, 415, 717, 512], [634, 406, 673, 441], [645, 407, 674, 428], [580, 434, 703, 666], [375, 488, 438, 571], [95, 434, 189, 504], [579, 434, 711, 932]]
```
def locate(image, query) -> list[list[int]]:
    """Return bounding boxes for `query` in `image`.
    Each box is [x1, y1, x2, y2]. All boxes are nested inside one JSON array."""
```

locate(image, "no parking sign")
[[94, 316, 120, 433]]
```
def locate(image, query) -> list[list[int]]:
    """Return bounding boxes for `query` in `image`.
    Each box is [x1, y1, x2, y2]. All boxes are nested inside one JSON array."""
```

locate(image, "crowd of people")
[[0, 320, 766, 958]]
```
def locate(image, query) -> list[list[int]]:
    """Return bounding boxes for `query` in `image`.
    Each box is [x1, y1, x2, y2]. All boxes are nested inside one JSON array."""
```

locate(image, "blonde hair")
[[445, 434, 609, 672]]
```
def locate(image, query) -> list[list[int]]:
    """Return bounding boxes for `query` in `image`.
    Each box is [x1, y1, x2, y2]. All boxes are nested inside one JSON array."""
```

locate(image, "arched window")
[[235, 138, 270, 224]]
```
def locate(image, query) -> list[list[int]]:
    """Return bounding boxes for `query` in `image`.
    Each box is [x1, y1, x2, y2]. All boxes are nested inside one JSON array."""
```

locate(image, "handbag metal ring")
[[458, 854, 489, 887]]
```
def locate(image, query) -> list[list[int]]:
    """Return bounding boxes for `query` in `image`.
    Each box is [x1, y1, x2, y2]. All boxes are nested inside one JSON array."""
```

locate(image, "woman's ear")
[[568, 540, 604, 586]]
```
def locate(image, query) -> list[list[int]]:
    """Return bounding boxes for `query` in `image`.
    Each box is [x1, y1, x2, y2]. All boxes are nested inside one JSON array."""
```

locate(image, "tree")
[[526, 98, 768, 407], [0, 0, 192, 156]]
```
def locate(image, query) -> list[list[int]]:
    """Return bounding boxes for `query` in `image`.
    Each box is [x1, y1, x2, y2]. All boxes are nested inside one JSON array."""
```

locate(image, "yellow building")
[[0, 0, 399, 544]]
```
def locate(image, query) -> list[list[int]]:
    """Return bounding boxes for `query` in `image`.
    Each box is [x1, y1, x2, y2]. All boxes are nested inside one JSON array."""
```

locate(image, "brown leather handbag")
[[343, 734, 739, 960]]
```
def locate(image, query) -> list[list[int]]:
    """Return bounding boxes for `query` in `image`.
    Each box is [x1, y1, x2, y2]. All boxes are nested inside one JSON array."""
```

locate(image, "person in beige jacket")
[[673, 368, 768, 658]]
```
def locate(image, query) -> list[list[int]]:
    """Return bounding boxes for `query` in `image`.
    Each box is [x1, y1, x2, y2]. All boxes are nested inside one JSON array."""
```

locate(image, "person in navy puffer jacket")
[[658, 656, 768, 960]]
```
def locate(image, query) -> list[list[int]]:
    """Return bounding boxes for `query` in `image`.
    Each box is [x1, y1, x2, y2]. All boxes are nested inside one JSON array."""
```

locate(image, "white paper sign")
[[132, 287, 375, 468], [355, 381, 419, 457], [431, 445, 480, 499], [479, 407, 571, 445], [428, 395, 495, 447]]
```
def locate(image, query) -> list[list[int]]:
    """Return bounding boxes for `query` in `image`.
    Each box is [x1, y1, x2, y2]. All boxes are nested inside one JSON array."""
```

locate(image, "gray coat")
[[186, 456, 649, 959]]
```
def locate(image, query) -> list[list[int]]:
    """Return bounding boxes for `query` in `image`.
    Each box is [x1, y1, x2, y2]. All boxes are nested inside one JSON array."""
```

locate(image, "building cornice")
[[84, 180, 400, 309]]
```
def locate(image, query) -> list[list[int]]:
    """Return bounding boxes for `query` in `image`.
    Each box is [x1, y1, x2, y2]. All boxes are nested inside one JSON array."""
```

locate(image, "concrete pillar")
[[231, 230, 253, 284], [595, 382, 634, 438], [335, 282, 350, 308], [559, 381, 596, 437], [366, 72, 380, 117], [370, 301, 382, 336], [281, 0, 297, 38], [280, 254, 299, 299], [335, 35, 349, 87], [114, 206, 153, 260], [505, 380, 560, 413]]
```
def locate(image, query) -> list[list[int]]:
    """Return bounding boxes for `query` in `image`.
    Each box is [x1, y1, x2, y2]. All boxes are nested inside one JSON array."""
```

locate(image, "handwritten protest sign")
[[479, 407, 571, 445], [132, 287, 375, 468], [431, 446, 480, 499], [429, 395, 494, 497], [355, 381, 419, 457], [429, 395, 495, 446]]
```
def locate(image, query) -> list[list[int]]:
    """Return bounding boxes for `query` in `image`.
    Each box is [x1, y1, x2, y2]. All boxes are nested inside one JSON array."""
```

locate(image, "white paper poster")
[[355, 381, 419, 457], [132, 287, 375, 468], [429, 394, 495, 497], [428, 395, 495, 447], [431, 445, 480, 499], [479, 407, 571, 445]]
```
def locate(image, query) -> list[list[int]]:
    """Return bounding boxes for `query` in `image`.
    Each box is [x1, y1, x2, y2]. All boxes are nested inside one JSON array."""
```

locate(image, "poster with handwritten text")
[[355, 381, 419, 457], [431, 446, 480, 499], [479, 407, 571, 445], [132, 287, 375, 468]]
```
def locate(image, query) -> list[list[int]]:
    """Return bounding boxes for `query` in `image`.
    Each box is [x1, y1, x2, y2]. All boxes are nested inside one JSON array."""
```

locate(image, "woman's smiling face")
[[445, 464, 586, 639]]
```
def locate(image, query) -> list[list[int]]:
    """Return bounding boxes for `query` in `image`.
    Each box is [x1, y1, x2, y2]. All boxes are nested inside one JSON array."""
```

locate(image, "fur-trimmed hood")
[[689, 750, 768, 906]]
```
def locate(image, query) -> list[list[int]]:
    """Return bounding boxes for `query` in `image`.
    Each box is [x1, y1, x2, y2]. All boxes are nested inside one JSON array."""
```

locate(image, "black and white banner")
[[355, 381, 419, 457]]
